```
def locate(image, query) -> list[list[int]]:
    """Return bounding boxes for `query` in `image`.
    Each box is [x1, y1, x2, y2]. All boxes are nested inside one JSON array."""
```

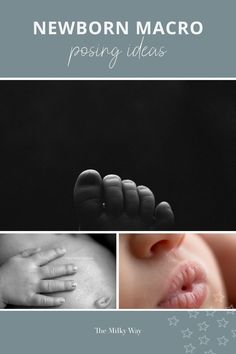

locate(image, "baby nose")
[[129, 234, 185, 258]]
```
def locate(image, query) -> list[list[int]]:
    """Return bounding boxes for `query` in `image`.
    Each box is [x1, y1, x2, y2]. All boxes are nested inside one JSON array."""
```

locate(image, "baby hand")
[[0, 247, 77, 308]]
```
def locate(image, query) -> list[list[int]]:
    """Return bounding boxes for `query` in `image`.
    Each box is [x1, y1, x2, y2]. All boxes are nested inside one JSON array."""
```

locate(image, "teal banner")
[[0, 311, 236, 353], [0, 0, 235, 77]]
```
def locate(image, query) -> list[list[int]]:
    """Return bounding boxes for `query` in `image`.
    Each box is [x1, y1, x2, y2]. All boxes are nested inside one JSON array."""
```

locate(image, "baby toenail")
[[104, 174, 121, 180], [123, 180, 135, 184]]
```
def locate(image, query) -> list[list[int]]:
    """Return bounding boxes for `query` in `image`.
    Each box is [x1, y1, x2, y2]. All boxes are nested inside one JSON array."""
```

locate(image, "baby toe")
[[154, 201, 175, 230], [137, 185, 155, 223], [74, 169, 103, 222], [103, 174, 123, 216], [122, 179, 139, 216]]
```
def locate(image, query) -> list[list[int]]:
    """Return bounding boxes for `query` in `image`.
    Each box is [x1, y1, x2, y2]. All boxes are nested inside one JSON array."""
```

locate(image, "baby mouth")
[[158, 262, 208, 309]]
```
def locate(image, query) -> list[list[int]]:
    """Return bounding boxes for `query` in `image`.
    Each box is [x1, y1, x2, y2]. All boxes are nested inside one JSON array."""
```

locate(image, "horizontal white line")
[[1, 231, 236, 234], [0, 231, 116, 234], [0, 308, 235, 312], [0, 77, 236, 80]]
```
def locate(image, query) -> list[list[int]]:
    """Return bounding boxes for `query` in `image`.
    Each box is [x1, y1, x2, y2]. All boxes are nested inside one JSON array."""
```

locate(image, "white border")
[[0, 77, 236, 80]]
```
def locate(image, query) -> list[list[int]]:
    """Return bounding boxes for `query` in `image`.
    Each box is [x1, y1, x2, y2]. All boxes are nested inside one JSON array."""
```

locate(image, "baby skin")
[[0, 247, 77, 308], [0, 234, 116, 309], [119, 233, 236, 309], [74, 169, 174, 231]]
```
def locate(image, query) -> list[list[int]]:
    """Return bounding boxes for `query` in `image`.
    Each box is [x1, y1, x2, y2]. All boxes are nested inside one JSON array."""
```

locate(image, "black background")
[[1, 81, 236, 230]]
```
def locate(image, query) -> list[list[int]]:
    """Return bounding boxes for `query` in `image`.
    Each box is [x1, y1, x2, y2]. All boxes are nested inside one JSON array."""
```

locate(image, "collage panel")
[[0, 233, 116, 309], [1, 81, 236, 314], [119, 233, 236, 310], [1, 81, 236, 232]]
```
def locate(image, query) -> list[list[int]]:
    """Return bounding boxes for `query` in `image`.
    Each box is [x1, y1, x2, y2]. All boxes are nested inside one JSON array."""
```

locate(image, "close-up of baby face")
[[119, 234, 227, 309]]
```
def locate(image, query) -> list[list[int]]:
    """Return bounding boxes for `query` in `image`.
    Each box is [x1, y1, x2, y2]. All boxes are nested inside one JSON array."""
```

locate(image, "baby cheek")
[[119, 258, 145, 307]]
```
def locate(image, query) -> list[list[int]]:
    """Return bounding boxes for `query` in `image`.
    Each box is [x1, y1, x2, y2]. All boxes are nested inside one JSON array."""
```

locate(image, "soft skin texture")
[[74, 169, 174, 231], [0, 247, 78, 308], [0, 234, 116, 309], [200, 233, 236, 307], [119, 234, 227, 309]]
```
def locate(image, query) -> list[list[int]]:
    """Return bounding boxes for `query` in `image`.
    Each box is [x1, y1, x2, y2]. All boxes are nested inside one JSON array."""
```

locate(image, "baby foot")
[[74, 169, 174, 231]]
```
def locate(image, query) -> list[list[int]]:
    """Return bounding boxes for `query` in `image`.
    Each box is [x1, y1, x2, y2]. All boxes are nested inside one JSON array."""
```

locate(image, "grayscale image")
[[1, 81, 236, 231], [0, 233, 116, 309]]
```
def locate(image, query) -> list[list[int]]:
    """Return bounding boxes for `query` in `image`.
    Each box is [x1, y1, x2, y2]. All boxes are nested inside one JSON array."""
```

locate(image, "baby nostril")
[[182, 285, 187, 291], [150, 240, 169, 254]]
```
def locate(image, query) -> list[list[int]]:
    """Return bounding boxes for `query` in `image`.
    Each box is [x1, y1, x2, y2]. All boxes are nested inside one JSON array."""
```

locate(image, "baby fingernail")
[[94, 296, 112, 308], [32, 248, 41, 253], [57, 248, 66, 254], [72, 265, 78, 272], [71, 282, 77, 289], [59, 298, 65, 304]]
